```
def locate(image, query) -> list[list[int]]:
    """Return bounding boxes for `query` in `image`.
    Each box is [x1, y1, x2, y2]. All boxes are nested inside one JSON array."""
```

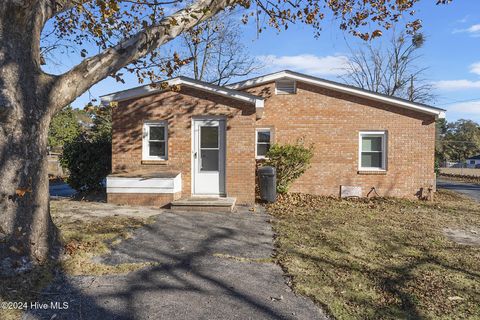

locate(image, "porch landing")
[[171, 197, 236, 212]]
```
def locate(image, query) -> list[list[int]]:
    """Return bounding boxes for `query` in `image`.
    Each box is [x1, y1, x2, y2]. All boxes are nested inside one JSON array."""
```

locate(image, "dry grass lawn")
[[268, 190, 480, 320], [51, 200, 157, 276]]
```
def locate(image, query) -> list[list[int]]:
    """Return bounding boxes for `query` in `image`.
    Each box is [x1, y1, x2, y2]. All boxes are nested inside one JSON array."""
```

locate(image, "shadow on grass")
[[294, 243, 479, 318], [269, 193, 480, 319]]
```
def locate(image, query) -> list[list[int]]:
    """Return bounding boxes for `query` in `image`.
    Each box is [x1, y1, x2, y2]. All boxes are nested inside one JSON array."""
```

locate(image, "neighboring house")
[[101, 70, 445, 207], [466, 155, 480, 168], [442, 161, 461, 168]]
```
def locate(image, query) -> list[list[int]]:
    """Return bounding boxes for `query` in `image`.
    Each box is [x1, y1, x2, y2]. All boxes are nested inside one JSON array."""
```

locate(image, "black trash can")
[[258, 166, 277, 203]]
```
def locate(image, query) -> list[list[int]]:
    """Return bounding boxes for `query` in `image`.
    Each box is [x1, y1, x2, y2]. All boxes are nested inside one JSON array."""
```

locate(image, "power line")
[[436, 97, 480, 106]]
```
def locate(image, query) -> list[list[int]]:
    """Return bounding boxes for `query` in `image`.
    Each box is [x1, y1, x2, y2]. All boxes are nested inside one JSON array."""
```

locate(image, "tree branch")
[[42, 0, 81, 22], [49, 0, 238, 110]]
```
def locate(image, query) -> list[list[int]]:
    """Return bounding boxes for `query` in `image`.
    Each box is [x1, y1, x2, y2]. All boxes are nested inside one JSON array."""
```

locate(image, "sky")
[[43, 1, 480, 123]]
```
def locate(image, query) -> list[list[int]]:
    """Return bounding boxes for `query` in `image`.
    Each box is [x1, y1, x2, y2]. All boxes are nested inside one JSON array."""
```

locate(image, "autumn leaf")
[[15, 187, 32, 197], [372, 30, 383, 38]]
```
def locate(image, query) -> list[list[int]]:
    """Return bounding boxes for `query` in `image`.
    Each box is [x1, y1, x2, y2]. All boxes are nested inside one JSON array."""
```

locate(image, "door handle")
[[194, 152, 197, 159]]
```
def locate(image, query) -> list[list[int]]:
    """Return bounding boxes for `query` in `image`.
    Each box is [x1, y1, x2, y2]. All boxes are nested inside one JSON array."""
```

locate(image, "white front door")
[[192, 119, 226, 196]]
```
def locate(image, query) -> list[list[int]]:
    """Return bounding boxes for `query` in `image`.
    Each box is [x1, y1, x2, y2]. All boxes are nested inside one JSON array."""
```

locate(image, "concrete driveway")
[[437, 177, 480, 201], [25, 207, 327, 320]]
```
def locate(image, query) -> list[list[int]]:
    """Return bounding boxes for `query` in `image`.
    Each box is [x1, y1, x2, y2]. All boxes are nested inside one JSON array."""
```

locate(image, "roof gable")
[[227, 70, 445, 119], [100, 76, 265, 119], [100, 70, 445, 120]]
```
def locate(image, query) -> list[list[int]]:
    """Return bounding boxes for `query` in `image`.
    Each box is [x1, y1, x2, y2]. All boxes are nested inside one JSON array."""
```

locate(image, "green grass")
[[268, 191, 480, 320]]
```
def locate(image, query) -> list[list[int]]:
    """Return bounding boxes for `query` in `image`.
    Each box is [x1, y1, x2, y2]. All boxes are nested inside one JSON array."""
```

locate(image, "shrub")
[[263, 142, 314, 193], [60, 133, 111, 192], [48, 105, 83, 150]]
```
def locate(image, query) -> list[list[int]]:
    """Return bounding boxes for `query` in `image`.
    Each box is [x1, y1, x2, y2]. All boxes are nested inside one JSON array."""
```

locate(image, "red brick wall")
[[112, 87, 256, 205], [245, 81, 436, 198], [107, 192, 181, 207], [111, 80, 436, 205]]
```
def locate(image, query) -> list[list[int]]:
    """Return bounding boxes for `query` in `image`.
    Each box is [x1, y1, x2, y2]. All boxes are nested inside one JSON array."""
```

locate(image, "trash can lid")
[[258, 166, 276, 176]]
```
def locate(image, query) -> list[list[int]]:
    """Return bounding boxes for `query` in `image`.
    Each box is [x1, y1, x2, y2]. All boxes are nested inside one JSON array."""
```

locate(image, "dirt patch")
[[50, 199, 162, 275], [443, 228, 480, 246], [51, 198, 162, 221]]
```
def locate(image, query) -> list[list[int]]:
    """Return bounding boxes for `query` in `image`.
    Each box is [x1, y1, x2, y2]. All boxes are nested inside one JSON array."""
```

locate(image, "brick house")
[[101, 70, 445, 208]]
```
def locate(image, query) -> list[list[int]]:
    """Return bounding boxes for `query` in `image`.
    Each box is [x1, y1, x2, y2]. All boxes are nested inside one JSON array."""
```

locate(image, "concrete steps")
[[170, 197, 236, 212]]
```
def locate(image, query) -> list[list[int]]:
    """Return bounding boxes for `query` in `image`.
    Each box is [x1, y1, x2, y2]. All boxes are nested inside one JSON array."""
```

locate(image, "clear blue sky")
[[44, 1, 480, 123]]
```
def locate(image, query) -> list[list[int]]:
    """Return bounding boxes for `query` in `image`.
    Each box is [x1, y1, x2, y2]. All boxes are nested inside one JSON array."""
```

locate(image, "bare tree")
[[0, 0, 443, 266], [342, 32, 435, 103], [179, 12, 261, 85]]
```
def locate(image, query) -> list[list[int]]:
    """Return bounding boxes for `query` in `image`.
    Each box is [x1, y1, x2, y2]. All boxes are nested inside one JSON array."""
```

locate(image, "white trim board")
[[100, 76, 265, 119], [227, 70, 446, 119], [106, 174, 181, 194]]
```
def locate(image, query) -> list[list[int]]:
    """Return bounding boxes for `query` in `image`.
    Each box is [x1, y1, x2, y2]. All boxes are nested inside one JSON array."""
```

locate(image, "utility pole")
[[408, 75, 414, 101]]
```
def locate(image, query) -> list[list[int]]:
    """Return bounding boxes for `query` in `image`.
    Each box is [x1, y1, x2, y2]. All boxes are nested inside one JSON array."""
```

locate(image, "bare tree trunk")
[[0, 2, 59, 266], [0, 110, 58, 264]]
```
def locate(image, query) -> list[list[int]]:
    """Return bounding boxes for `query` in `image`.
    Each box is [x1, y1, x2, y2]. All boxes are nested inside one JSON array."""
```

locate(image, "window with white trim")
[[256, 128, 271, 158], [359, 131, 387, 170], [143, 122, 168, 160]]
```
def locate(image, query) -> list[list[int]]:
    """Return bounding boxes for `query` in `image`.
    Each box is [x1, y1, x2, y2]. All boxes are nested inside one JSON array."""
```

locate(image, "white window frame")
[[358, 131, 387, 171], [275, 79, 296, 95], [142, 121, 168, 161], [255, 128, 272, 159]]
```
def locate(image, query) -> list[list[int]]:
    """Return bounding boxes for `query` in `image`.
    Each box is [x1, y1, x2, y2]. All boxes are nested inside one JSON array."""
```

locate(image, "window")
[[256, 128, 271, 158], [142, 122, 168, 160], [359, 131, 387, 171], [470, 160, 475, 165], [275, 79, 296, 94], [200, 126, 219, 171]]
